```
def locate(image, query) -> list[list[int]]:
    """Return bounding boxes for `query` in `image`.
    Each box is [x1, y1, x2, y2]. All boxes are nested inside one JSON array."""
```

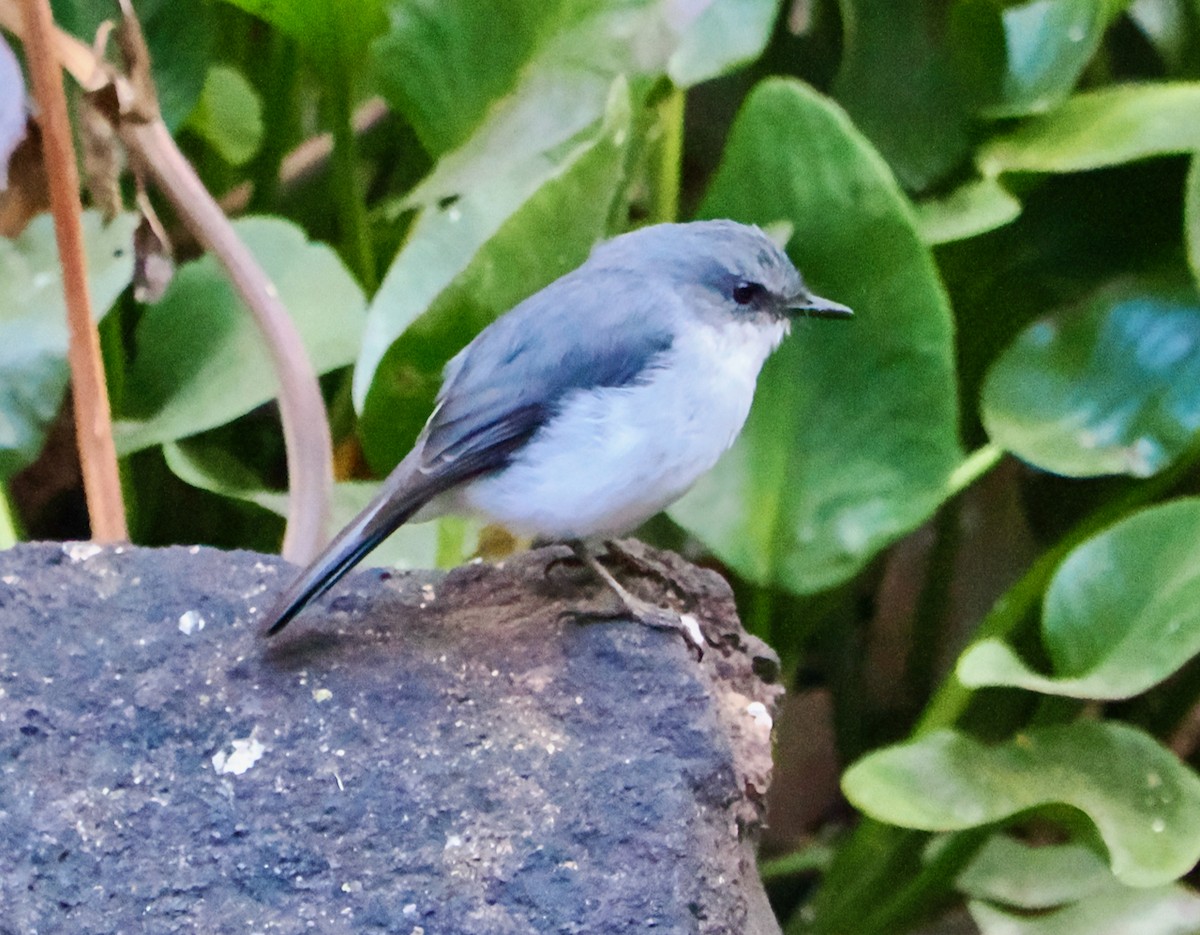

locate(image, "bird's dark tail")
[[262, 452, 441, 636]]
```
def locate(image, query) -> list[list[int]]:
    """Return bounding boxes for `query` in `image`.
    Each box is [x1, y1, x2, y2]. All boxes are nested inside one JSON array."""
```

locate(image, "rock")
[[0, 541, 782, 933]]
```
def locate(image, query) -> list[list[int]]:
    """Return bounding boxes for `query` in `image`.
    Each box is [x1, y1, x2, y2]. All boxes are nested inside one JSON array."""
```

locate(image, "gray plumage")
[[264, 220, 850, 637]]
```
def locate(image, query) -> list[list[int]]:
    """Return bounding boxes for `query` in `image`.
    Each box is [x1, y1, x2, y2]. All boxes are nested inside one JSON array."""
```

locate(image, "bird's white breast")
[[457, 316, 788, 540]]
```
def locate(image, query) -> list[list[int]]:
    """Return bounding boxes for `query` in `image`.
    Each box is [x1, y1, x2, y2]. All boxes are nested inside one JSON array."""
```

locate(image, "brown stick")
[[19, 0, 127, 541], [0, 0, 333, 562], [123, 118, 332, 561]]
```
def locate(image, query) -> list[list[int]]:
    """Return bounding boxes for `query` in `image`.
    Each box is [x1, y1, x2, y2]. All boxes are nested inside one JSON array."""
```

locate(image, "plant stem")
[[327, 70, 376, 293], [248, 32, 297, 212], [654, 85, 684, 224], [0, 0, 334, 562], [917, 434, 1200, 736], [760, 839, 836, 881], [946, 442, 1002, 496], [903, 500, 961, 710], [0, 485, 20, 547], [21, 0, 127, 541], [800, 432, 1200, 934], [125, 120, 334, 563]]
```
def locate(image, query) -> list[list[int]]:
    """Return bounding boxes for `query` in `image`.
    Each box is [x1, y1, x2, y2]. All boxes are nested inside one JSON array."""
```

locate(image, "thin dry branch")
[[0, 0, 333, 563], [19, 0, 126, 541]]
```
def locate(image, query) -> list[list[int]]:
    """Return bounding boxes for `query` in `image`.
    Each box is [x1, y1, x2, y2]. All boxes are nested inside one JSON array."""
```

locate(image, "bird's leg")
[[601, 538, 676, 585], [537, 540, 587, 582], [569, 542, 704, 659]]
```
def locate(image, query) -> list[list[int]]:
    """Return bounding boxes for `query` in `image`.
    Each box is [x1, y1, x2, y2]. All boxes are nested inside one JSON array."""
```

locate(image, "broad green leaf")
[[163, 441, 467, 570], [960, 832, 1200, 935], [959, 499, 1200, 700], [371, 0, 769, 165], [842, 722, 1200, 887], [981, 282, 1200, 479], [670, 79, 961, 594], [970, 883, 1200, 935], [0, 212, 137, 478], [832, 0, 971, 192], [668, 0, 783, 88], [978, 83, 1200, 177], [354, 81, 630, 470], [957, 836, 1116, 909], [185, 64, 264, 167], [950, 0, 1120, 119], [915, 176, 1023, 245], [371, 0, 567, 156], [114, 218, 365, 453]]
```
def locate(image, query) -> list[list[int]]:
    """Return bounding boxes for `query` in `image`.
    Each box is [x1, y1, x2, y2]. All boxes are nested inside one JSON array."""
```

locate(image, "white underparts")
[[455, 316, 787, 540]]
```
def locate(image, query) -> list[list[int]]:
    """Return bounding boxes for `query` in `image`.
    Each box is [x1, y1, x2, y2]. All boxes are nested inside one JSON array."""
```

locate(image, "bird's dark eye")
[[732, 281, 764, 305]]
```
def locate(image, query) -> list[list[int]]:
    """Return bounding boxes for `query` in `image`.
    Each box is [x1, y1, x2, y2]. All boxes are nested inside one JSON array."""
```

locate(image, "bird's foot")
[[539, 544, 588, 584], [565, 541, 704, 659], [566, 599, 705, 661], [601, 539, 674, 583]]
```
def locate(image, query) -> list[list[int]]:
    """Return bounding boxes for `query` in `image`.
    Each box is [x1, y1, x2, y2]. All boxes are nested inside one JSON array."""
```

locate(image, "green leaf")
[[669, 79, 961, 594], [981, 282, 1200, 479], [371, 0, 766, 162], [915, 176, 1023, 245], [114, 218, 365, 453], [163, 440, 469, 571], [957, 836, 1116, 909], [217, 0, 386, 73], [969, 883, 1200, 935], [0, 212, 136, 479], [353, 81, 631, 470], [371, 0, 567, 156], [185, 64, 264, 166], [832, 0, 972, 192], [978, 83, 1200, 177], [951, 0, 1120, 119], [959, 499, 1200, 700], [668, 0, 783, 88], [842, 722, 1200, 887]]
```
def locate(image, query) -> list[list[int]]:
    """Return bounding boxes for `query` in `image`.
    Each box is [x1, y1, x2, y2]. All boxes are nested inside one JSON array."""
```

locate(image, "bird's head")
[[588, 220, 853, 328]]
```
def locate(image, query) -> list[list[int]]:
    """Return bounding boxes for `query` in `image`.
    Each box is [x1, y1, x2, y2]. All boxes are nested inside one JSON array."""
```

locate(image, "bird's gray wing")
[[418, 268, 676, 479], [263, 268, 675, 636]]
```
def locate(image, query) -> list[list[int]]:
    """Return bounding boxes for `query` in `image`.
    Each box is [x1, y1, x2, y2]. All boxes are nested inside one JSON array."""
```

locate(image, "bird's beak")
[[787, 291, 853, 320]]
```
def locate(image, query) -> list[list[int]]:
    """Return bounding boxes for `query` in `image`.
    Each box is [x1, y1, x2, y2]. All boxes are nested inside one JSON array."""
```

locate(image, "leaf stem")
[[917, 434, 1200, 736], [760, 839, 836, 881], [654, 85, 684, 224], [20, 0, 127, 541], [801, 432, 1200, 934], [903, 500, 961, 710], [327, 70, 376, 292], [248, 31, 297, 212], [0, 485, 20, 548], [946, 442, 1002, 497]]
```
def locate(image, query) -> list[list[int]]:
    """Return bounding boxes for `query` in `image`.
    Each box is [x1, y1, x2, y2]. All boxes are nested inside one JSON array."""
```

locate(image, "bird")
[[262, 220, 852, 648]]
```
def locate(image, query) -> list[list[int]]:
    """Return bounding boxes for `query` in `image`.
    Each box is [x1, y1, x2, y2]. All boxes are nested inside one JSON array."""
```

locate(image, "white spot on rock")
[[62, 542, 103, 562], [178, 610, 206, 635], [746, 701, 772, 730], [212, 735, 265, 775]]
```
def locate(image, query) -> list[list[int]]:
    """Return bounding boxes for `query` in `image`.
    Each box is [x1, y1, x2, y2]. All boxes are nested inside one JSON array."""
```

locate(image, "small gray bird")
[[263, 220, 851, 645]]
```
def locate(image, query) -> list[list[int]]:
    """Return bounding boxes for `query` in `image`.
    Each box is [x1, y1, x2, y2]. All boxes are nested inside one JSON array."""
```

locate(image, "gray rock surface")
[[0, 541, 782, 934]]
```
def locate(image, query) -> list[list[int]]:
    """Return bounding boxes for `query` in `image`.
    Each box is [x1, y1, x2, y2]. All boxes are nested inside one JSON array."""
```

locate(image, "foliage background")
[[5, 0, 1200, 932]]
